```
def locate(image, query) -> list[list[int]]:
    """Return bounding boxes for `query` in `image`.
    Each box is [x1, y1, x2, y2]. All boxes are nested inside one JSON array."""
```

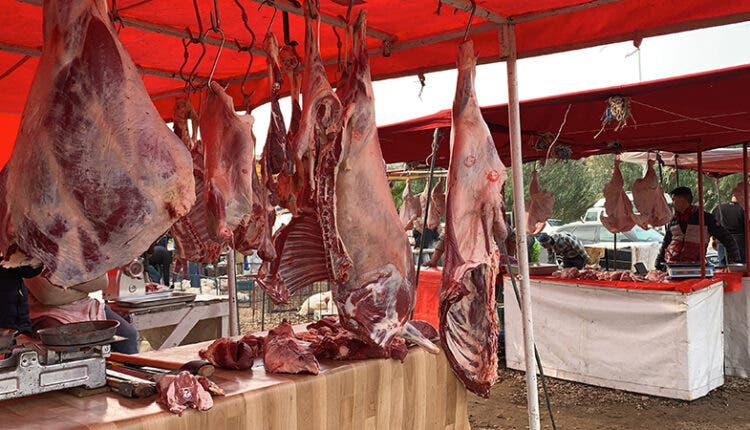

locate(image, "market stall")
[[0, 340, 467, 430], [503, 275, 726, 400]]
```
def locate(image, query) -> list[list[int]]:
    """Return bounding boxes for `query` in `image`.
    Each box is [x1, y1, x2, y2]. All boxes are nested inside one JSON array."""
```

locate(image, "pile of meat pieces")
[[156, 371, 220, 415], [199, 318, 437, 375], [552, 267, 668, 283]]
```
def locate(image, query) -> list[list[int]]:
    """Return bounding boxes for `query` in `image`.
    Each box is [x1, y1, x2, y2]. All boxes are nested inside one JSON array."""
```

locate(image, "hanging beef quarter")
[[258, 0, 345, 304], [440, 39, 507, 398], [399, 179, 422, 231], [631, 159, 672, 229], [600, 159, 636, 233], [525, 170, 555, 235], [332, 11, 437, 354], [201, 82, 256, 244], [0, 0, 195, 287]]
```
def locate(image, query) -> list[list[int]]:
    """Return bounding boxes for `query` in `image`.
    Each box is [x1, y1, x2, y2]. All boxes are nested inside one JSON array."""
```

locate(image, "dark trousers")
[[563, 255, 586, 269], [105, 305, 139, 354]]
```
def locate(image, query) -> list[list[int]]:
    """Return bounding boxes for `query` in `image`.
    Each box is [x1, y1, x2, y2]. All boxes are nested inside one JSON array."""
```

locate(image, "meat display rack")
[[0, 336, 123, 400], [113, 291, 196, 308]]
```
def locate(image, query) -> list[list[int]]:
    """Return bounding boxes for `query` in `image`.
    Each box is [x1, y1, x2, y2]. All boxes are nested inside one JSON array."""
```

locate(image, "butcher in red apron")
[[655, 187, 741, 269]]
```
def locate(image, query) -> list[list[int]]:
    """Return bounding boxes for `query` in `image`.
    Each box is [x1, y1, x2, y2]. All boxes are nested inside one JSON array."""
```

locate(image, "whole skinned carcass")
[[0, 0, 195, 287], [261, 8, 436, 357], [525, 170, 555, 235], [276, 44, 304, 215], [600, 159, 636, 233], [440, 39, 507, 398], [631, 159, 672, 229]]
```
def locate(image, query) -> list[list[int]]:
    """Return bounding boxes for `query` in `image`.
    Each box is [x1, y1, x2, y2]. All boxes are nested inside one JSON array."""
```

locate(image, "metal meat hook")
[[206, 0, 225, 90], [463, 0, 476, 41]]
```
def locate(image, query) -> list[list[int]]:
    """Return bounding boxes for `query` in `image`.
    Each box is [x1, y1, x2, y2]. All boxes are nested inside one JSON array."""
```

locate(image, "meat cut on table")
[[526, 170, 555, 235], [199, 334, 264, 370], [260, 9, 436, 358], [156, 371, 214, 415], [263, 320, 320, 375], [0, 0, 195, 287], [440, 39, 507, 398], [399, 179, 422, 231], [631, 159, 672, 229], [600, 159, 636, 233]]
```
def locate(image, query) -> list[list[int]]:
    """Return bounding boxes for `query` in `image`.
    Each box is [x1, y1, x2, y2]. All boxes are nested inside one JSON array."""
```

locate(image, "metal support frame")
[[500, 23, 541, 430], [226, 249, 239, 336], [697, 143, 706, 278]]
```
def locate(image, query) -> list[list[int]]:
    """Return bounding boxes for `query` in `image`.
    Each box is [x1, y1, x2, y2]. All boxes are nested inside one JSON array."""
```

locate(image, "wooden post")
[[697, 145, 706, 278], [226, 249, 239, 336], [500, 23, 541, 430]]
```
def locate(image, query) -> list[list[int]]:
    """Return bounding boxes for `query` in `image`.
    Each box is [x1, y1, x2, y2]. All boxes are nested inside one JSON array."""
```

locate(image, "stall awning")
[[621, 148, 747, 175], [0, 0, 748, 160], [378, 64, 750, 165]]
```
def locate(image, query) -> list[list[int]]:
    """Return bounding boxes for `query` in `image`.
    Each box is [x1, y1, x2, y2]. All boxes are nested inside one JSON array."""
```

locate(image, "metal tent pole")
[[226, 249, 240, 336], [501, 23, 541, 430], [743, 143, 749, 275], [697, 144, 706, 278]]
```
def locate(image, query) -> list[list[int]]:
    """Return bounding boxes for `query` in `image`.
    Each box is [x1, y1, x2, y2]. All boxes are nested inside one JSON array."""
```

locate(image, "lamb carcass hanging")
[[525, 170, 555, 235], [0, 0, 195, 287], [399, 180, 422, 231], [427, 177, 447, 230], [631, 159, 672, 229], [276, 44, 304, 215], [600, 159, 636, 233], [440, 39, 507, 398]]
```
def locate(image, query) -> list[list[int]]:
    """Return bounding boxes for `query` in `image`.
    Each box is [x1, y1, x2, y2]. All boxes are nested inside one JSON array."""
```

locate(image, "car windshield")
[[627, 226, 663, 242]]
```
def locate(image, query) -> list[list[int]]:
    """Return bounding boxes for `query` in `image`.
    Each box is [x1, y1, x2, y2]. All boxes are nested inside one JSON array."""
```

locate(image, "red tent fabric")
[[621, 148, 747, 175], [0, 0, 748, 161], [378, 64, 750, 165]]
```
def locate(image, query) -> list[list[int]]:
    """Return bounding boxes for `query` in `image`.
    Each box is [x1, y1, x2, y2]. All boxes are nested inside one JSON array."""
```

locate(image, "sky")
[[249, 21, 750, 156]]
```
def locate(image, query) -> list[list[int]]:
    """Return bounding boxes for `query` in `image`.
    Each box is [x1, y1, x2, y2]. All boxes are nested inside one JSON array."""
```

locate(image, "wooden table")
[[0, 342, 469, 430], [109, 295, 229, 350]]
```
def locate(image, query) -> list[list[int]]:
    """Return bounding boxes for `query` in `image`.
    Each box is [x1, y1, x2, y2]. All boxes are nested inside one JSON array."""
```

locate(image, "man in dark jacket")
[[656, 187, 740, 270], [0, 264, 43, 334], [712, 195, 746, 265]]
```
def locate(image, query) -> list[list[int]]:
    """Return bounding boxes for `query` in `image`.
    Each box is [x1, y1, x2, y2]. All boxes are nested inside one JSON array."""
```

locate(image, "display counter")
[[0, 339, 468, 430], [504, 276, 725, 400], [724, 276, 750, 377]]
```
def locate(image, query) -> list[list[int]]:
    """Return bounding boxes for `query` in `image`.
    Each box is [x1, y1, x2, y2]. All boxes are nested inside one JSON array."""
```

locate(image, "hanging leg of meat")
[[0, 0, 195, 287], [333, 11, 437, 354], [172, 97, 198, 149], [440, 39, 507, 398], [525, 170, 555, 235], [399, 179, 422, 231], [262, 33, 287, 176], [277, 44, 304, 214], [258, 0, 348, 304], [200, 82, 256, 243], [427, 177, 446, 230], [631, 159, 672, 229], [171, 140, 224, 263], [600, 159, 636, 233]]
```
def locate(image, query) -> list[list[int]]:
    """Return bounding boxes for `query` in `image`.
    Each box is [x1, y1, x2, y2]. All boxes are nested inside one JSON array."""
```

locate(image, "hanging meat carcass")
[[261, 9, 436, 356], [440, 39, 507, 398], [600, 159, 636, 233], [0, 0, 195, 287], [277, 44, 304, 215], [525, 170, 555, 235], [172, 97, 198, 149], [631, 159, 672, 229], [262, 32, 287, 176], [200, 82, 257, 244], [399, 180, 422, 231], [426, 177, 447, 230]]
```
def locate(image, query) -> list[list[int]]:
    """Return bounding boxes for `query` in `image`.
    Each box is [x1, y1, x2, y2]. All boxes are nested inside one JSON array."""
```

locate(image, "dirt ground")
[[469, 369, 750, 430], [235, 297, 750, 430]]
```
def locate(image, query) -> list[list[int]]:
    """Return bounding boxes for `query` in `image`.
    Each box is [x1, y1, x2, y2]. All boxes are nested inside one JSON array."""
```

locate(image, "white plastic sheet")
[[504, 278, 724, 400], [724, 277, 750, 377]]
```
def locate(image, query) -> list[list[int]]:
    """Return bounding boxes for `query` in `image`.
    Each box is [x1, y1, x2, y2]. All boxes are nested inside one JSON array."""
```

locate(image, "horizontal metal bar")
[[511, 0, 624, 23], [439, 0, 508, 25], [249, 0, 397, 42]]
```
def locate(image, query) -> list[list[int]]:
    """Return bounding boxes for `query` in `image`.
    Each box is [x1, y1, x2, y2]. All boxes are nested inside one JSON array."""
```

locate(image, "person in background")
[[656, 187, 740, 270], [537, 232, 589, 269], [506, 228, 540, 263], [25, 274, 139, 354], [712, 195, 746, 265], [413, 225, 440, 265], [0, 263, 43, 335], [146, 234, 173, 286]]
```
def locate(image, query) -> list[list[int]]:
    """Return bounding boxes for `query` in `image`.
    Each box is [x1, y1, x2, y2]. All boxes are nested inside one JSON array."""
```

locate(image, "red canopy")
[[378, 64, 750, 165], [621, 148, 747, 175], [0, 0, 749, 164]]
